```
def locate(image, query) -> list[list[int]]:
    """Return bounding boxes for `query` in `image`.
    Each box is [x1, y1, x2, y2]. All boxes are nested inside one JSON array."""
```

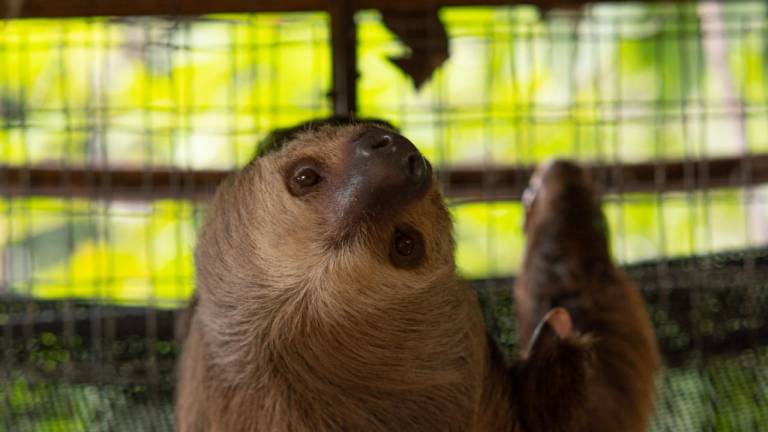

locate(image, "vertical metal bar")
[[0, 18, 14, 430], [329, 0, 357, 117]]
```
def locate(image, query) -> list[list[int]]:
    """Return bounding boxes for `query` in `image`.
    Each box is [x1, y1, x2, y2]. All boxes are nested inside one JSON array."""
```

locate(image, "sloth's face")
[[212, 123, 455, 293], [522, 159, 597, 233]]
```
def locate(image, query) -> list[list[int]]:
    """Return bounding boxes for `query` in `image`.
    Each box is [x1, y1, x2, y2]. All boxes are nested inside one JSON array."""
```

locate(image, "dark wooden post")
[[329, 0, 358, 117]]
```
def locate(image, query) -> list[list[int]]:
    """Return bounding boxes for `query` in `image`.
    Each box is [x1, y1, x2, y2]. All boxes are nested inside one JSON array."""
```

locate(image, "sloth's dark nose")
[[338, 127, 431, 219], [352, 128, 428, 191]]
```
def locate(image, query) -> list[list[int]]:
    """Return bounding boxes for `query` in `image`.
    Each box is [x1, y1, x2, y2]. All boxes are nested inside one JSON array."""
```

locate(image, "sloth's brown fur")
[[515, 160, 661, 432], [176, 124, 504, 431], [175, 124, 659, 431]]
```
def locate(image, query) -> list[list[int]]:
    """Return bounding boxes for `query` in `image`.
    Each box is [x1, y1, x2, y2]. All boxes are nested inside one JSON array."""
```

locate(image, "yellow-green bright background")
[[1, 3, 767, 307]]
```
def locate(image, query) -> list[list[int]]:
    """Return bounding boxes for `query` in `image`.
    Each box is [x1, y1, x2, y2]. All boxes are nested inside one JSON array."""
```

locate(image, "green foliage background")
[[2, 4, 766, 306]]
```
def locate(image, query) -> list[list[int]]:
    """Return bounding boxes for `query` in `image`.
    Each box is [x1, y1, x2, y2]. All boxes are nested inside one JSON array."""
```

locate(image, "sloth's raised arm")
[[512, 160, 661, 432]]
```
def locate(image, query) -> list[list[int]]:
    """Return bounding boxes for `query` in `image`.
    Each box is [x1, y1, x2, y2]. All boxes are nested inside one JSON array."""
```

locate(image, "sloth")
[[175, 119, 659, 431], [515, 160, 661, 432]]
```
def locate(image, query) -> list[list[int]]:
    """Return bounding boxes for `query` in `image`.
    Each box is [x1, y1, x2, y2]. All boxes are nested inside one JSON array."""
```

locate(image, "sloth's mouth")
[[389, 225, 425, 269]]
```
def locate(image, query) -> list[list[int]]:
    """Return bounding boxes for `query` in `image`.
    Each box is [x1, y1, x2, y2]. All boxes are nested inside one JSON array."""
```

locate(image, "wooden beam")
[[2, 154, 768, 202], [0, 165, 223, 201], [4, 0, 617, 19], [6, 0, 328, 18], [444, 154, 768, 200]]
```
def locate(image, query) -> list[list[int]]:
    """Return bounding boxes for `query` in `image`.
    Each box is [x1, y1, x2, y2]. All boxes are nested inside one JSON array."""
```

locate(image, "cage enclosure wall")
[[1, 1, 768, 431]]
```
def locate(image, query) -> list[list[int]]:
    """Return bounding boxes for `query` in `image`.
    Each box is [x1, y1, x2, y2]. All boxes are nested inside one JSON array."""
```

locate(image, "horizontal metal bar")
[[0, 165, 223, 201], [1, 154, 768, 202], [7, 0, 324, 18], [5, 0, 607, 19], [445, 153, 768, 200]]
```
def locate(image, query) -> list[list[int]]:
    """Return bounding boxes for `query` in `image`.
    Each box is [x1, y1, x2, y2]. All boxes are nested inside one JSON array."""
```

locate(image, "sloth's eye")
[[294, 167, 320, 188], [395, 234, 415, 256], [287, 164, 323, 196], [390, 227, 425, 269]]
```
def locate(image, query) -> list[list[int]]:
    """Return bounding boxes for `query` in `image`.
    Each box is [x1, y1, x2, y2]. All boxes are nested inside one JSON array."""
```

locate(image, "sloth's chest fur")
[[194, 281, 493, 431]]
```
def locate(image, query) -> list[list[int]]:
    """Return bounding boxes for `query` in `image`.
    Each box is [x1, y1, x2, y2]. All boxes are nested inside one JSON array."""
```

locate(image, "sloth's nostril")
[[407, 154, 419, 176], [371, 135, 392, 150]]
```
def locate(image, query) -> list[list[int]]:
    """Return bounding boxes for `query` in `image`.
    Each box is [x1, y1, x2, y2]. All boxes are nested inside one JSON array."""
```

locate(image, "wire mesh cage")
[[1, 1, 767, 431]]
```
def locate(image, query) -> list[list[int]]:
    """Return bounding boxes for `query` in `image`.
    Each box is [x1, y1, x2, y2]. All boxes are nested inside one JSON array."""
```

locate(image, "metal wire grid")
[[0, 15, 331, 167], [1, 14, 332, 431], [0, 3, 766, 431], [0, 13, 332, 298]]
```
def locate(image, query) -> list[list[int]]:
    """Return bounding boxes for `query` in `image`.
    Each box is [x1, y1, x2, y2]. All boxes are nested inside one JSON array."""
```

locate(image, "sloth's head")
[[195, 119, 455, 312], [517, 160, 610, 345], [522, 159, 604, 236]]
